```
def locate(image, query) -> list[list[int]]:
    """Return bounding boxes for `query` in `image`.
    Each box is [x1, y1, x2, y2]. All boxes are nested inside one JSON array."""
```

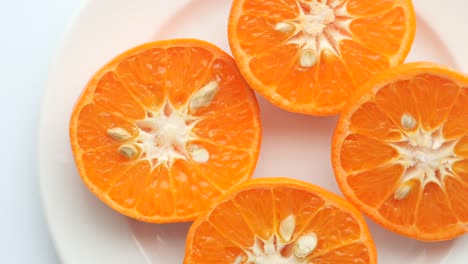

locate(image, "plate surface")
[[39, 0, 468, 263]]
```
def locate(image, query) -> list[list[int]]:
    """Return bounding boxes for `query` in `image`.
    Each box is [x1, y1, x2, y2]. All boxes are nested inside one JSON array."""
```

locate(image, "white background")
[[0, 0, 81, 262]]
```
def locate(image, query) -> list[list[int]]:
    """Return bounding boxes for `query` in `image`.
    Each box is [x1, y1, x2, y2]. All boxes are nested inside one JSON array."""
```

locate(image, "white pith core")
[[107, 81, 220, 168], [388, 113, 462, 197], [135, 105, 197, 166], [274, 0, 352, 67], [235, 215, 318, 264]]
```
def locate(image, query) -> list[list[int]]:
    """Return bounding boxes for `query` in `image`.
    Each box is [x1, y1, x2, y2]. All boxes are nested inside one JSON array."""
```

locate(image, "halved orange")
[[228, 0, 416, 115], [332, 62, 468, 241], [69, 39, 261, 223], [184, 178, 377, 263]]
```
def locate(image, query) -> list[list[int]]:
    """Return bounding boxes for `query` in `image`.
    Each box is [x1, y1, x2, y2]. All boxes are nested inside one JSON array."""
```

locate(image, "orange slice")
[[332, 62, 468, 241], [69, 39, 261, 223], [228, 0, 416, 115], [184, 178, 377, 263]]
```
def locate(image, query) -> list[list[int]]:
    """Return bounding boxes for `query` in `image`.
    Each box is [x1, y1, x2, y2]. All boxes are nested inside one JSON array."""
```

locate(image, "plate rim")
[[38, 0, 89, 261]]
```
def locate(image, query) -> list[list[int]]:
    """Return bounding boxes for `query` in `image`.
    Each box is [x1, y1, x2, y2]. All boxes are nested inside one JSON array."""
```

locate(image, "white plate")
[[39, 0, 468, 263]]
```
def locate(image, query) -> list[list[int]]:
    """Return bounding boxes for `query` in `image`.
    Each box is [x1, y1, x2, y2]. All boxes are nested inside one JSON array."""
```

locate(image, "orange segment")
[[77, 104, 139, 150], [81, 145, 133, 190], [135, 165, 174, 217], [189, 222, 248, 263], [233, 188, 276, 241], [454, 136, 468, 157], [228, 0, 415, 115], [453, 159, 468, 184], [273, 187, 325, 241], [443, 87, 468, 139], [242, 0, 299, 20], [333, 62, 468, 241], [313, 51, 354, 109], [415, 183, 458, 234], [94, 72, 146, 119], [445, 177, 468, 222], [302, 205, 362, 256], [108, 161, 151, 209], [191, 58, 256, 117], [410, 74, 460, 130], [311, 243, 371, 264], [236, 15, 289, 56], [192, 104, 258, 148], [165, 47, 217, 107], [184, 178, 377, 264], [340, 39, 391, 86], [170, 160, 222, 216], [193, 141, 254, 190], [346, 0, 394, 16], [348, 102, 403, 141], [164, 47, 188, 107], [377, 180, 421, 227], [69, 39, 261, 223], [114, 48, 168, 110], [275, 61, 317, 104], [375, 80, 419, 131], [347, 164, 404, 207], [250, 44, 299, 87], [340, 134, 399, 173], [208, 201, 255, 248], [350, 7, 407, 56]]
